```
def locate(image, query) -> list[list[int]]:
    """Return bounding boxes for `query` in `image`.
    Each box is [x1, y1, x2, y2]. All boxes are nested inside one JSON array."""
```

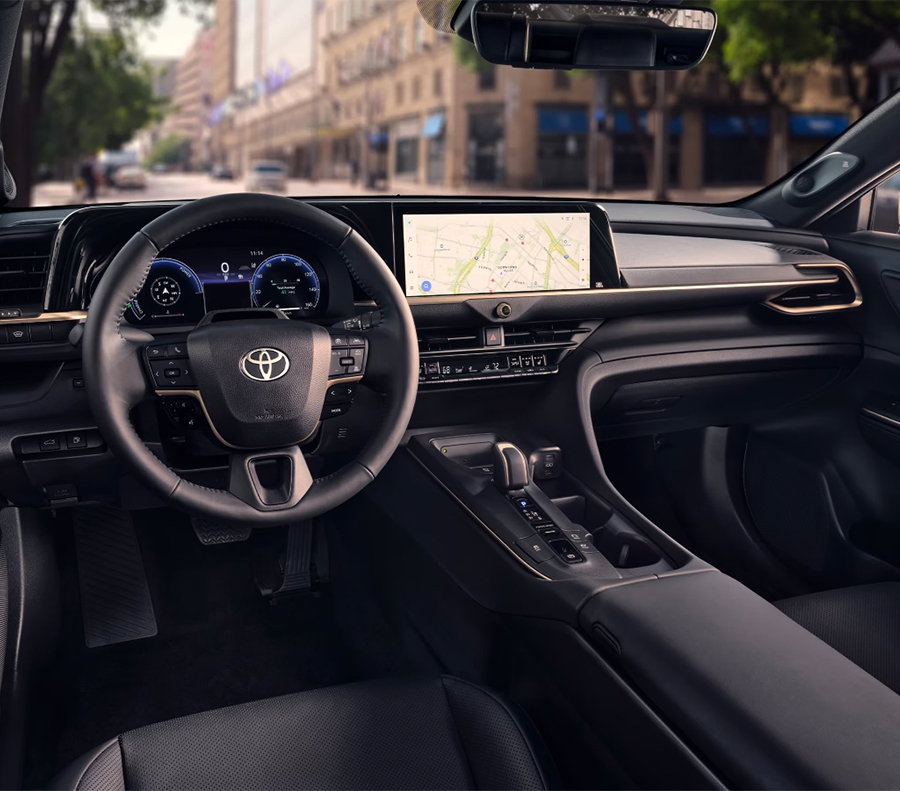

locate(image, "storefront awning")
[[595, 110, 683, 135], [539, 108, 589, 134], [706, 114, 769, 137], [789, 114, 848, 138], [422, 112, 446, 138]]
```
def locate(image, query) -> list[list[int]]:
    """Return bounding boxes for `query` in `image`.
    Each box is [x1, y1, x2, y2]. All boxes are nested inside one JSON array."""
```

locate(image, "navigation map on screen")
[[402, 212, 591, 296]]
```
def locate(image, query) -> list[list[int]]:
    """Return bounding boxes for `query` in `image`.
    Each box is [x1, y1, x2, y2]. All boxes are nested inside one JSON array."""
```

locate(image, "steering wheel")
[[82, 194, 418, 526]]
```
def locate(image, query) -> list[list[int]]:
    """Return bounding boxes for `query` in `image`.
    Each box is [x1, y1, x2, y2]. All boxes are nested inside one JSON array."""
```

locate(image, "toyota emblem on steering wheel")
[[240, 348, 291, 381]]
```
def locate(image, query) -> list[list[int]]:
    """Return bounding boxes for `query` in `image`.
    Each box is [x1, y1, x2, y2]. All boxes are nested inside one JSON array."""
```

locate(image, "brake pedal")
[[73, 506, 158, 648], [191, 515, 252, 545]]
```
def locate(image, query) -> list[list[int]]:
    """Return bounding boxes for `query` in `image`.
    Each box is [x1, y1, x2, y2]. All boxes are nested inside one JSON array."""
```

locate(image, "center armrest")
[[580, 571, 900, 790]]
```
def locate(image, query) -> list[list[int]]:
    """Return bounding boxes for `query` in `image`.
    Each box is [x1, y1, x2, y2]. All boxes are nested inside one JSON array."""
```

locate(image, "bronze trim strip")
[[0, 310, 87, 325]]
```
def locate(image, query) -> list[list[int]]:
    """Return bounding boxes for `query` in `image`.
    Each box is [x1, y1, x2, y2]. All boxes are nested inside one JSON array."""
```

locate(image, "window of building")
[[396, 25, 407, 60], [433, 69, 443, 97], [414, 16, 425, 53], [412, 76, 421, 101], [554, 71, 571, 90], [479, 66, 496, 90], [396, 138, 419, 174], [396, 81, 404, 105]]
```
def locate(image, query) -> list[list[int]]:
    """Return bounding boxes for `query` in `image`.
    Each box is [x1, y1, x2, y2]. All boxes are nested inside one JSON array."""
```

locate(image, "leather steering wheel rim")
[[83, 193, 418, 526]]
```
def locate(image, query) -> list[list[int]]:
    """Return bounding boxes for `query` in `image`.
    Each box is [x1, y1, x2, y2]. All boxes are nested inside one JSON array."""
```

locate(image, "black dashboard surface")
[[32, 196, 850, 331]]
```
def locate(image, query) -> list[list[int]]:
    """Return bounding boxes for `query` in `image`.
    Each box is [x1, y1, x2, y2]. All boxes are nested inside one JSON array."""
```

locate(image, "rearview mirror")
[[466, 2, 716, 70]]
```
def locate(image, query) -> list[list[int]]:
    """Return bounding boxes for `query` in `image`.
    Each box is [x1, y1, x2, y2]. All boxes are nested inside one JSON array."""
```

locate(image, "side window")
[[871, 174, 900, 233]]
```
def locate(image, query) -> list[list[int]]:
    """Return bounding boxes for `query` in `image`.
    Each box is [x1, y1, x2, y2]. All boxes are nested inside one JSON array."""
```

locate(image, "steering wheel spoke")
[[228, 445, 313, 511]]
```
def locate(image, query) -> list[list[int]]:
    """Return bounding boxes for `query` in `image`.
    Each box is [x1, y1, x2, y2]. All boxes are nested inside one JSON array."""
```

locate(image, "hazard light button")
[[483, 327, 504, 347]]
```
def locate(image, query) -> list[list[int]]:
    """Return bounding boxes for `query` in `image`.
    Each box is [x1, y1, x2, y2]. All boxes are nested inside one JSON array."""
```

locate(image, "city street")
[[32, 171, 751, 207]]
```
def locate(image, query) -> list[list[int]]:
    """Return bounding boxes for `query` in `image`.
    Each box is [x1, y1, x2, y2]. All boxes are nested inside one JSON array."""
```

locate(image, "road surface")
[[31, 171, 750, 208]]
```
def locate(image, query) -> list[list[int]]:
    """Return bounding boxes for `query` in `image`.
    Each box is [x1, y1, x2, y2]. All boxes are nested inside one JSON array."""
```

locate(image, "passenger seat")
[[775, 582, 900, 694]]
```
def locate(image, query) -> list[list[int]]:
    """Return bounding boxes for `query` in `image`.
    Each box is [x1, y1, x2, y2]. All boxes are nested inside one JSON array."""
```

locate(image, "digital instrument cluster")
[[124, 247, 327, 326]]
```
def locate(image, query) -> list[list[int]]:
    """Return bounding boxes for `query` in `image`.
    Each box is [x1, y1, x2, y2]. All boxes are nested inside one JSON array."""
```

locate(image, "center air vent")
[[418, 328, 482, 352], [0, 236, 51, 309], [418, 320, 593, 353], [503, 321, 590, 346]]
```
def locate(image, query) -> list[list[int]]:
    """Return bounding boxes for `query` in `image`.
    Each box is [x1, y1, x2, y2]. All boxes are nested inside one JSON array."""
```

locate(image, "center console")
[[408, 429, 672, 581]]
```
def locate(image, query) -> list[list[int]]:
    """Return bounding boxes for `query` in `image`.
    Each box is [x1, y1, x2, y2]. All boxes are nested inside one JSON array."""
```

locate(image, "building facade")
[[201, 0, 870, 192], [156, 29, 215, 170]]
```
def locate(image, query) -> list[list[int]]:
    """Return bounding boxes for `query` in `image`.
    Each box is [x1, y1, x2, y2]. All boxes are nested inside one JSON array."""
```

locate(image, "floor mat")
[[26, 511, 362, 786], [73, 506, 157, 647]]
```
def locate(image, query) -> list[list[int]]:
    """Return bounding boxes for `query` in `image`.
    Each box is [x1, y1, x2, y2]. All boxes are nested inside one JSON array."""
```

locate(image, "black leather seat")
[[776, 582, 900, 694], [53, 676, 555, 791]]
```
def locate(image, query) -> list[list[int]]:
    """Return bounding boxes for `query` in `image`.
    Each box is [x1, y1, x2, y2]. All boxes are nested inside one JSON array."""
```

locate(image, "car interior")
[[2, 0, 900, 789]]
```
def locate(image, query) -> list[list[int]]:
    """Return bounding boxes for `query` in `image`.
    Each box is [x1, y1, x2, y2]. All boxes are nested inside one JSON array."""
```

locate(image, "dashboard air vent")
[[0, 237, 51, 309], [503, 321, 590, 346], [418, 328, 482, 352], [766, 264, 861, 314]]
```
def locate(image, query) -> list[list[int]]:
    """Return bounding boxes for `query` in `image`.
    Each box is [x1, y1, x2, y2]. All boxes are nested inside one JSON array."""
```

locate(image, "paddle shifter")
[[492, 442, 531, 492]]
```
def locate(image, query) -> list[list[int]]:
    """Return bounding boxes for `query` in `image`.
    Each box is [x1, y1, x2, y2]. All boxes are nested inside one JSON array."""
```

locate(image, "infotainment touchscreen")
[[402, 212, 592, 296]]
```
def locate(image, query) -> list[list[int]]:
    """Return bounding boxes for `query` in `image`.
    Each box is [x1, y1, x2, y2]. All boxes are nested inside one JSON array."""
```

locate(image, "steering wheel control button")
[[339, 356, 354, 367], [149, 359, 195, 389], [322, 403, 350, 419], [66, 431, 87, 450], [166, 342, 187, 357], [516, 536, 554, 564], [39, 434, 60, 452], [330, 334, 349, 347], [147, 344, 167, 358], [326, 383, 356, 402], [347, 335, 366, 347]]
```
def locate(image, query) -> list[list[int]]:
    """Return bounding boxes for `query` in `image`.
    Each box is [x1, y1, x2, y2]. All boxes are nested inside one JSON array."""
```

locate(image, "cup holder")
[[594, 516, 663, 569]]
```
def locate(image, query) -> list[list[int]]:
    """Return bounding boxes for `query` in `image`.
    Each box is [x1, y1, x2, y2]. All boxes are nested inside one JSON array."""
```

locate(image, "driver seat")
[[52, 676, 555, 791]]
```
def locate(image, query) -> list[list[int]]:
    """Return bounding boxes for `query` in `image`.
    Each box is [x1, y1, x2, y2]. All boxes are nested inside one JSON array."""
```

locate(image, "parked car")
[[210, 163, 235, 180], [245, 160, 287, 192], [113, 165, 147, 189]]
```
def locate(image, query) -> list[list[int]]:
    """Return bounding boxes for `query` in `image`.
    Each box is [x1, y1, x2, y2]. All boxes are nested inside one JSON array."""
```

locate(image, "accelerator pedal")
[[254, 520, 324, 598], [73, 506, 158, 648], [191, 515, 252, 545]]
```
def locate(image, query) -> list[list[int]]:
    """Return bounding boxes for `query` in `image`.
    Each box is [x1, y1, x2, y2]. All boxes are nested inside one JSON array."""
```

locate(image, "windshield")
[[2, 0, 898, 208]]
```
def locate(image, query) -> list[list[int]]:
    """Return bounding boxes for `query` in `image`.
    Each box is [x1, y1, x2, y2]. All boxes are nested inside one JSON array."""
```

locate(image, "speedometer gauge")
[[252, 254, 321, 311]]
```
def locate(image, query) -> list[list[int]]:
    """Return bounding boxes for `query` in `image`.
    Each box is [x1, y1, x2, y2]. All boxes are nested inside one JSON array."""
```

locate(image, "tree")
[[1, 0, 211, 206], [144, 133, 189, 168], [38, 28, 164, 178], [712, 0, 900, 115]]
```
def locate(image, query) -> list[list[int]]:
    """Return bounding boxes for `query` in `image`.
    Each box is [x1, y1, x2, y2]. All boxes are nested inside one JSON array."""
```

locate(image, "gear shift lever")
[[493, 442, 531, 492]]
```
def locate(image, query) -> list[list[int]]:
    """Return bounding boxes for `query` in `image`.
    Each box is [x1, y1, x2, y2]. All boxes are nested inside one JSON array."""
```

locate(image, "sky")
[[85, 3, 205, 61]]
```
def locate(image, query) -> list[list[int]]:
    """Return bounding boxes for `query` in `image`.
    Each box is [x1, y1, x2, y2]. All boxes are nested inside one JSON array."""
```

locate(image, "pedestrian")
[[79, 155, 97, 202]]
